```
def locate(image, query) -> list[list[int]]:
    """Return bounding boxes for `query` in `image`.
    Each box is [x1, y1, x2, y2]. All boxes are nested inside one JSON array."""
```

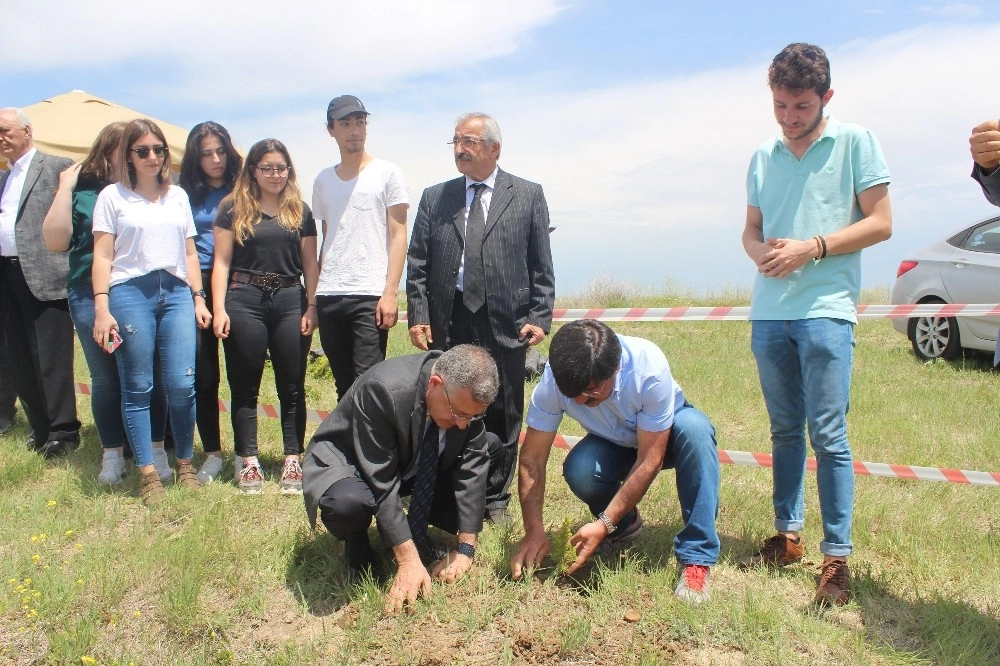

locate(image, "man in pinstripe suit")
[[407, 112, 555, 522]]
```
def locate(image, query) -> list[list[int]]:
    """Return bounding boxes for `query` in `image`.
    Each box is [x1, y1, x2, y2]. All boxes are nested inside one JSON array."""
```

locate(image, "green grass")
[[0, 285, 998, 665]]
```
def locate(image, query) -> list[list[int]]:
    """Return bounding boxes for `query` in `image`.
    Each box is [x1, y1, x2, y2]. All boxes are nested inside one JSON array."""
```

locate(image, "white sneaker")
[[152, 448, 172, 482], [238, 460, 264, 495], [234, 457, 245, 480], [97, 450, 126, 485], [196, 455, 225, 485]]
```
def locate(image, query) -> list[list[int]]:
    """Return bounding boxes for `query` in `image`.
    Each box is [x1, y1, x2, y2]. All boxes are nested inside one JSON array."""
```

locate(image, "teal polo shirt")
[[746, 116, 891, 323]]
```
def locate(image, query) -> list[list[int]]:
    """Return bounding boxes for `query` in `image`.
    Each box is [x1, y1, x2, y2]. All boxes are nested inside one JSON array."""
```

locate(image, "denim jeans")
[[110, 271, 196, 467], [69, 284, 168, 451], [561, 403, 721, 566], [750, 318, 855, 558], [221, 282, 310, 457]]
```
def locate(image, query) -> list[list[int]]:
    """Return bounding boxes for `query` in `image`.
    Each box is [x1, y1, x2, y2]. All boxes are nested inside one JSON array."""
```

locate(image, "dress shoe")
[[39, 438, 80, 459], [0, 413, 15, 436], [344, 534, 384, 585], [25, 433, 43, 452]]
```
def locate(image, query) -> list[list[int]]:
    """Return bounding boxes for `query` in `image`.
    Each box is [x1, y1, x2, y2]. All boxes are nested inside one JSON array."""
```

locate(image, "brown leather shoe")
[[738, 533, 804, 569], [815, 558, 851, 607], [140, 469, 166, 506], [176, 460, 198, 490]]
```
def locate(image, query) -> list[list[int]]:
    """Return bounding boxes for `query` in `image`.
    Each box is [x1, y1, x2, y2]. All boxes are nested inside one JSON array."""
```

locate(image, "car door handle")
[[951, 259, 970, 268]]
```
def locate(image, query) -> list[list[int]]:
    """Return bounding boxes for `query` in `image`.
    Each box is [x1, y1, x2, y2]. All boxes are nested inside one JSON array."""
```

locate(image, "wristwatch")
[[191, 288, 207, 300], [598, 512, 617, 535], [455, 541, 476, 559]]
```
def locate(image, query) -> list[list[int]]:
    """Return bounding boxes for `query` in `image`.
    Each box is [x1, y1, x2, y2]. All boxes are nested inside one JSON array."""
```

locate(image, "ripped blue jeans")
[[109, 270, 196, 467]]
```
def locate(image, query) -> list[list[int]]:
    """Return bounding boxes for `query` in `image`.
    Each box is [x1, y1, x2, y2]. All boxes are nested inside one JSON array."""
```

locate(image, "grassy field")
[[1, 284, 998, 665]]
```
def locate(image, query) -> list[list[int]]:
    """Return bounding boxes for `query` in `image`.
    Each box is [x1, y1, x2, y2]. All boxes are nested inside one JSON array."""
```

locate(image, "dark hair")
[[77, 121, 127, 191], [116, 119, 172, 190], [548, 319, 622, 397], [768, 43, 831, 96], [179, 121, 242, 206]]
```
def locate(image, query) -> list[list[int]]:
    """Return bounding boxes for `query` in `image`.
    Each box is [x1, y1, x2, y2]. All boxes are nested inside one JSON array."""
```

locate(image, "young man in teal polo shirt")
[[739, 43, 893, 606]]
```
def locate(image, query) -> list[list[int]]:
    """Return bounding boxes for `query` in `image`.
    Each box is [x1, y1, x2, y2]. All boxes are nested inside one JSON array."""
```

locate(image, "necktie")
[[407, 421, 442, 564], [462, 183, 487, 312]]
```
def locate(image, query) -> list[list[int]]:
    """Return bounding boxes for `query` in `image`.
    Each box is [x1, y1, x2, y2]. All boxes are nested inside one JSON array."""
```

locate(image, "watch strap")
[[598, 512, 616, 535], [455, 541, 476, 559]]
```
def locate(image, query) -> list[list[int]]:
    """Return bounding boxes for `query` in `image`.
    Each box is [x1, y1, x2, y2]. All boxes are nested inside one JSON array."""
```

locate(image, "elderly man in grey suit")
[[406, 112, 555, 524], [303, 344, 502, 613], [0, 108, 80, 457]]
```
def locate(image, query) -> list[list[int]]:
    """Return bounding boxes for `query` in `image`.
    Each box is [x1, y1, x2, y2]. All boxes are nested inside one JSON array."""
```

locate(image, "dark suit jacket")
[[302, 351, 490, 547], [406, 168, 555, 350], [0, 151, 74, 301], [972, 164, 1000, 207]]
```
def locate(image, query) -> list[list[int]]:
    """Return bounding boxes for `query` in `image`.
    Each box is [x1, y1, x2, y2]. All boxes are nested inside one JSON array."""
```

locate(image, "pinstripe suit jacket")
[[406, 168, 555, 350], [0, 151, 74, 301]]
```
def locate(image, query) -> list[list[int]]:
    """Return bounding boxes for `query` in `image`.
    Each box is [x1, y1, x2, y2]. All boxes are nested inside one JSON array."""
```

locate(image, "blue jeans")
[[562, 403, 721, 566], [69, 284, 167, 451], [110, 271, 196, 467], [750, 318, 855, 558]]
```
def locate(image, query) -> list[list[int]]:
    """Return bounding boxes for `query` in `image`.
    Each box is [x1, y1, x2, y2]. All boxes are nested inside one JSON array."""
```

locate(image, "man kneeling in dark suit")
[[303, 344, 501, 613]]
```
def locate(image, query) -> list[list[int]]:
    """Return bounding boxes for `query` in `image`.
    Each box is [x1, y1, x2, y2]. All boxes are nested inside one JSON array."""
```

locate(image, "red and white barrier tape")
[[73, 383, 999, 487], [397, 303, 1000, 322]]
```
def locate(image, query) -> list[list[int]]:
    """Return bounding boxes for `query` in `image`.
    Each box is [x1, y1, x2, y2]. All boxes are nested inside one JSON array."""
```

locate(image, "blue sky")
[[5, 0, 1000, 296]]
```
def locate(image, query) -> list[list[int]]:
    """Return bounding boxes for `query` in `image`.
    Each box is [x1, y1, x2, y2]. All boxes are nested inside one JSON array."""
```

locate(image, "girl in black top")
[[212, 139, 318, 495]]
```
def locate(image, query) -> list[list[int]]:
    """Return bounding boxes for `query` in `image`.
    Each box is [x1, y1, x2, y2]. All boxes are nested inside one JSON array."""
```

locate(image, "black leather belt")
[[0, 255, 20, 266], [230, 271, 299, 291]]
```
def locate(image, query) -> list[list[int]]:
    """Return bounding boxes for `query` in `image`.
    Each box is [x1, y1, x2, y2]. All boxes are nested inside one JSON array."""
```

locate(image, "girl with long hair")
[[212, 138, 318, 495], [178, 121, 242, 484], [91, 118, 212, 505]]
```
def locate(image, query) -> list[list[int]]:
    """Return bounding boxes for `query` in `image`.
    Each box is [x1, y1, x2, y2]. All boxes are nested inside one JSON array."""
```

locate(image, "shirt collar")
[[772, 115, 839, 156], [9, 147, 36, 173], [465, 167, 498, 191]]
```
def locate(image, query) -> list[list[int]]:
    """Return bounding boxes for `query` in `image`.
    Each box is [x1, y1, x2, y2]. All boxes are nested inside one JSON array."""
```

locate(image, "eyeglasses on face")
[[580, 375, 611, 399], [447, 136, 486, 148], [256, 164, 291, 176], [442, 383, 486, 423], [132, 145, 168, 159]]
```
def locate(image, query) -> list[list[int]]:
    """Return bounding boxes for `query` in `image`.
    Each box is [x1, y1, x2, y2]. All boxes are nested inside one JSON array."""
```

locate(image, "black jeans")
[[0, 325, 18, 420], [196, 270, 222, 453], [221, 282, 311, 457], [316, 295, 388, 400]]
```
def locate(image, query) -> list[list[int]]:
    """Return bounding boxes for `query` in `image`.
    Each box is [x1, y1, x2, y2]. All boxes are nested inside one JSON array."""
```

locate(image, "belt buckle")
[[259, 272, 281, 291]]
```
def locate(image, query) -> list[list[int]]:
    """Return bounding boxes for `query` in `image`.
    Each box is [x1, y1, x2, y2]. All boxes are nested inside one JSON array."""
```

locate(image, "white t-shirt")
[[312, 158, 409, 297], [92, 182, 196, 286]]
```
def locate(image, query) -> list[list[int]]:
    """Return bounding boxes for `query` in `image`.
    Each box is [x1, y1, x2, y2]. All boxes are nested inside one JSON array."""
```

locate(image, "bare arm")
[[565, 427, 669, 574], [186, 238, 211, 329], [510, 428, 556, 579], [300, 235, 319, 335], [91, 231, 117, 349], [211, 227, 234, 339], [377, 202, 408, 330], [41, 164, 81, 252]]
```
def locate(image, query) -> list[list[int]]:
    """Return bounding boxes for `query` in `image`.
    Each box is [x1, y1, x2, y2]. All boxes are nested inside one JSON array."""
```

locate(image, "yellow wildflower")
[[81, 657, 97, 665], [47, 500, 56, 507], [65, 530, 74, 537]]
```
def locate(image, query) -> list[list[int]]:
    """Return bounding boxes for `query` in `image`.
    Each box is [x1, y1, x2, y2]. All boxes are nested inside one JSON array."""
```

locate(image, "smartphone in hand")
[[105, 329, 123, 354]]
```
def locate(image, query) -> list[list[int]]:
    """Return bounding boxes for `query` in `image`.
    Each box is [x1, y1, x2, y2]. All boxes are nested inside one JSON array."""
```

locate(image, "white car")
[[890, 215, 1000, 360]]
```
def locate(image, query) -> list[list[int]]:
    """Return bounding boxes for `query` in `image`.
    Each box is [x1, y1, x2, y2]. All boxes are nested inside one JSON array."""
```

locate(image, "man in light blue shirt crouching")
[[509, 319, 720, 603]]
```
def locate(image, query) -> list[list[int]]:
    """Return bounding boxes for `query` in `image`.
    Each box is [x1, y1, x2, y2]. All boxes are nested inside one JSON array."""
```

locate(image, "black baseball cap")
[[326, 95, 369, 124]]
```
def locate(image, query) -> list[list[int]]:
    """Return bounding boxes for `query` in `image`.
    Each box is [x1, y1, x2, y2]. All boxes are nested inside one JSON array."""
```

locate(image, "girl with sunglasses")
[[91, 119, 212, 505], [212, 139, 318, 495]]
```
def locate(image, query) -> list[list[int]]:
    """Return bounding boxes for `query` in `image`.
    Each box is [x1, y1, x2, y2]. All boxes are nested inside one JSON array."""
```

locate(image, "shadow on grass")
[[852, 565, 1000, 665]]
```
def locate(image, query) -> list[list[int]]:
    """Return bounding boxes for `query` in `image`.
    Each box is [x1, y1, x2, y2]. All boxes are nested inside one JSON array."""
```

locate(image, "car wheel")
[[907, 302, 962, 361]]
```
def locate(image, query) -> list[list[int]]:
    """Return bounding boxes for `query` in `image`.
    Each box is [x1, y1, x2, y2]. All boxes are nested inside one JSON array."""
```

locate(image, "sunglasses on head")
[[132, 145, 168, 159]]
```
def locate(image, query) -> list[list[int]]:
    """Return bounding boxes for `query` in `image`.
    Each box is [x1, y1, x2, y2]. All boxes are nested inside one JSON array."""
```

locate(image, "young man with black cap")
[[312, 95, 410, 399]]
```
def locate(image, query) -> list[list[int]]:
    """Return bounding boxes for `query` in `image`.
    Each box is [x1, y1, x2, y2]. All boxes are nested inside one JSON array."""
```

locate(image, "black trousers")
[[315, 295, 388, 400], [317, 432, 504, 540], [221, 282, 311, 457], [0, 259, 80, 442], [0, 326, 18, 419], [446, 290, 526, 511], [195, 270, 221, 453]]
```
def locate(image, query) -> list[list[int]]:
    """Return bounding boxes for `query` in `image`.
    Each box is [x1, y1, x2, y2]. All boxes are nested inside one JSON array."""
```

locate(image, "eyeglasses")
[[447, 136, 486, 148], [580, 376, 612, 399], [200, 147, 227, 159], [256, 164, 291, 177], [131, 145, 168, 159], [442, 383, 486, 423]]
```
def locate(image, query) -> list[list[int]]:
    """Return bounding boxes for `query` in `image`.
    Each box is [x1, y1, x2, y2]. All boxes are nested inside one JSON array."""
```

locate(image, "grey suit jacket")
[[406, 168, 555, 350], [972, 164, 1000, 207], [302, 351, 490, 547], [0, 151, 74, 301]]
